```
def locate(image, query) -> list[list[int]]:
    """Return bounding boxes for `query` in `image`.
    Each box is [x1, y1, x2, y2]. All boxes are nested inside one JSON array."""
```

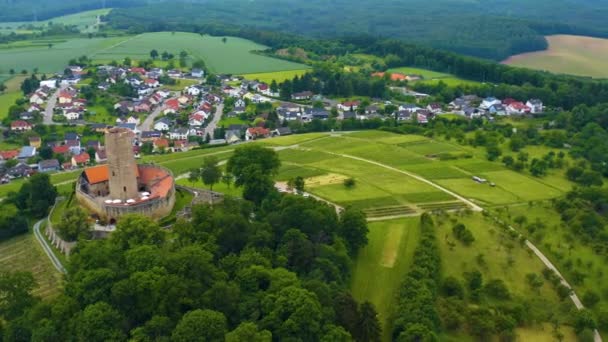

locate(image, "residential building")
[[526, 99, 544, 114], [11, 121, 32, 132], [18, 146, 36, 160], [29, 136, 41, 148], [245, 127, 271, 141], [154, 118, 171, 131], [38, 159, 60, 173], [71, 153, 90, 167]]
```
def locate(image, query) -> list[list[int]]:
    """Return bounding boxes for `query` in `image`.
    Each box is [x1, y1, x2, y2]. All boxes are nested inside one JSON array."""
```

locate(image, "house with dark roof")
[[38, 159, 60, 173], [272, 127, 292, 137], [7, 162, 33, 178]]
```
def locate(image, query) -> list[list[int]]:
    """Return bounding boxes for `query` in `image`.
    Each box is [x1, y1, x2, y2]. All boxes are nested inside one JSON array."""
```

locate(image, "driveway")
[[138, 103, 164, 132], [204, 103, 224, 139]]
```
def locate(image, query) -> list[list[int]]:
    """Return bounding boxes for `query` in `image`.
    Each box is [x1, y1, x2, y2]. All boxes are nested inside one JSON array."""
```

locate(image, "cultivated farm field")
[[503, 34, 608, 78], [0, 8, 110, 34], [240, 69, 310, 83], [0, 32, 308, 76], [91, 32, 309, 74], [387, 66, 482, 87]]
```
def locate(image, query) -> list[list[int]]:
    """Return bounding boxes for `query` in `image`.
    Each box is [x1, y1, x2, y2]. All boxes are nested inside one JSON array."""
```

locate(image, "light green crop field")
[[0, 36, 131, 74], [0, 8, 110, 34], [0, 75, 27, 121], [503, 35, 608, 78], [240, 69, 311, 83], [0, 234, 64, 299], [91, 32, 309, 74], [351, 217, 420, 342]]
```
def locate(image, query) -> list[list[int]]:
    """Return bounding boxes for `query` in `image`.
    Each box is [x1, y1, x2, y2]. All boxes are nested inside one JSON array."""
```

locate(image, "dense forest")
[[0, 145, 381, 341], [104, 0, 608, 60]]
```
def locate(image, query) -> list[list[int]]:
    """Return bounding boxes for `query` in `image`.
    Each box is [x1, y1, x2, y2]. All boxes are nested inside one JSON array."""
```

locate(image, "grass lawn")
[[351, 217, 421, 342], [0, 233, 64, 299], [387, 67, 451, 79], [92, 32, 309, 74], [240, 69, 310, 83], [0, 91, 23, 120], [256, 133, 328, 146], [87, 104, 115, 124], [161, 78, 199, 91], [218, 116, 248, 127], [176, 178, 242, 198]]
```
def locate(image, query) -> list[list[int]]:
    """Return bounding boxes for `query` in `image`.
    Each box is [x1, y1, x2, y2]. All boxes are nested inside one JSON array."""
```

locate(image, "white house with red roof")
[[189, 112, 207, 127], [506, 102, 531, 115], [246, 127, 271, 141], [144, 78, 160, 87], [58, 91, 74, 104], [163, 98, 180, 114], [338, 100, 361, 111], [11, 121, 32, 132]]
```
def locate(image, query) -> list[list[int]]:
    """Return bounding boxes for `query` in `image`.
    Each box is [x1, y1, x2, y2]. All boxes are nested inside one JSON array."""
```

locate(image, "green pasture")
[[276, 163, 327, 181], [351, 217, 421, 341], [240, 69, 310, 83], [91, 32, 309, 74], [387, 67, 451, 79], [256, 132, 328, 146], [0, 9, 110, 34], [436, 212, 574, 340], [0, 233, 64, 299], [497, 203, 608, 311], [0, 36, 131, 74]]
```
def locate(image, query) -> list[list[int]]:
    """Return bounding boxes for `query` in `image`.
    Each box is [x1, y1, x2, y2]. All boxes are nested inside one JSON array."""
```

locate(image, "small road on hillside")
[[44, 84, 67, 125], [138, 104, 164, 132], [33, 219, 67, 274]]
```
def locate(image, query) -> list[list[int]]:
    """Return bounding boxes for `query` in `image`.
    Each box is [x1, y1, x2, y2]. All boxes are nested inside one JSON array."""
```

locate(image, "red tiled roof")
[[154, 138, 169, 148], [84, 164, 109, 184], [0, 150, 19, 160], [139, 167, 173, 199], [165, 99, 179, 110], [73, 153, 90, 164], [11, 120, 31, 128], [53, 145, 70, 154], [247, 127, 270, 135]]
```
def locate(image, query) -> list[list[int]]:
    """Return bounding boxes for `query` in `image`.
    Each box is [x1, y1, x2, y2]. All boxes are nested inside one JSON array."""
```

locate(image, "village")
[[0, 64, 544, 183]]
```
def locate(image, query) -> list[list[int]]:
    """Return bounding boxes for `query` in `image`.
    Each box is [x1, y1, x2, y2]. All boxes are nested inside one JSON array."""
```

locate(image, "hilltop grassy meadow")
[[0, 32, 308, 75], [503, 34, 608, 78]]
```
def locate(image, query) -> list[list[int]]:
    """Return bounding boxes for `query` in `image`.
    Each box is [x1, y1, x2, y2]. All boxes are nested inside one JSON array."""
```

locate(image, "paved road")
[[204, 104, 224, 139], [44, 84, 67, 125], [138, 103, 164, 132], [33, 219, 67, 274]]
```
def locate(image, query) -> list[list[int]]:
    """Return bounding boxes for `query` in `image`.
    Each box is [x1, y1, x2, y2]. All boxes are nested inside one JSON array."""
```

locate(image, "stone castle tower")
[[106, 128, 139, 201]]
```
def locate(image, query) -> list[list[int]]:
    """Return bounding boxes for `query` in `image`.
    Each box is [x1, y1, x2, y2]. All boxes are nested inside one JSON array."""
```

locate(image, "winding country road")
[[204, 104, 224, 139], [33, 219, 67, 274]]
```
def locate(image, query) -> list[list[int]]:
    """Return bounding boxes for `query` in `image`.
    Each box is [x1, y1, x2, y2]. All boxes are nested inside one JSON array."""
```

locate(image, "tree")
[[225, 322, 272, 342], [288, 176, 306, 193], [172, 309, 227, 342], [464, 270, 483, 291], [0, 271, 37, 320], [123, 57, 132, 67], [201, 156, 221, 190], [339, 208, 369, 255], [111, 215, 165, 250], [525, 273, 544, 293], [188, 168, 200, 185], [358, 302, 381, 342], [222, 37, 228, 43], [55, 207, 91, 242], [573, 309, 597, 333], [582, 290, 600, 308], [452, 223, 475, 245], [39, 146, 53, 160], [9, 173, 57, 218], [227, 145, 281, 187], [76, 302, 126, 342], [150, 49, 159, 59], [344, 178, 356, 189]]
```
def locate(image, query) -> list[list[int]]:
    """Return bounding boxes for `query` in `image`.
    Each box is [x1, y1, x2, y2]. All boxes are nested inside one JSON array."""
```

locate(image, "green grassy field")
[[351, 217, 421, 341], [0, 32, 308, 76], [240, 69, 310, 83], [504, 35, 608, 78], [91, 32, 309, 74], [387, 66, 482, 86], [0, 9, 110, 34], [0, 75, 27, 120], [0, 233, 64, 299]]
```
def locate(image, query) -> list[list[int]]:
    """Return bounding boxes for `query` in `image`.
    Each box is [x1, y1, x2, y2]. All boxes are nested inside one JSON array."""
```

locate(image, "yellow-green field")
[[239, 69, 311, 83], [0, 75, 27, 120], [0, 8, 111, 34], [0, 234, 63, 299], [503, 35, 608, 78]]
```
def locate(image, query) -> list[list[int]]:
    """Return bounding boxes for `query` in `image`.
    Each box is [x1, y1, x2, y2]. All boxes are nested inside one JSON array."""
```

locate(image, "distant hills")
[[4, 0, 608, 61]]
